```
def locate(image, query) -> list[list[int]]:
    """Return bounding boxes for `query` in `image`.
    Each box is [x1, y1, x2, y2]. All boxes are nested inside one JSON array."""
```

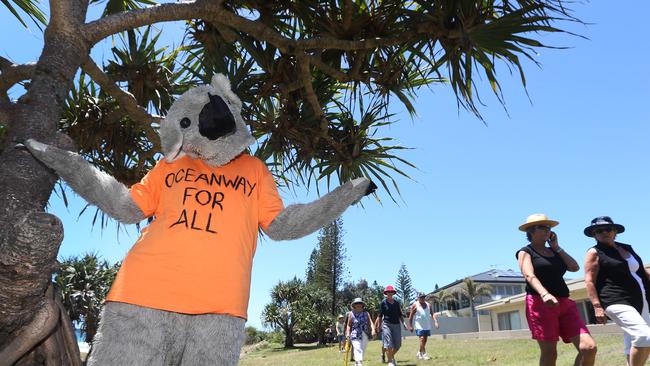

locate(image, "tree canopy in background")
[[3, 0, 579, 200]]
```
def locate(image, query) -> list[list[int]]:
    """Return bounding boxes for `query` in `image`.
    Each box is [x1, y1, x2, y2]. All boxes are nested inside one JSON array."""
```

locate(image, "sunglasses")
[[594, 227, 614, 234], [533, 225, 551, 231]]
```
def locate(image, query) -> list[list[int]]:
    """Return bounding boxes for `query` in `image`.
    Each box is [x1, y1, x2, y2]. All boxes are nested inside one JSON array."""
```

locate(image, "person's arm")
[[368, 312, 376, 336], [517, 250, 558, 307], [375, 306, 383, 332], [430, 306, 439, 329], [584, 248, 607, 323], [345, 314, 352, 339], [399, 311, 412, 332], [407, 304, 416, 330], [549, 231, 579, 271]]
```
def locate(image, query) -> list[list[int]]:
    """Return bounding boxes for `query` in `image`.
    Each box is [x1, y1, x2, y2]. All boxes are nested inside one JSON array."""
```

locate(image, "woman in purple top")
[[516, 214, 596, 366], [345, 298, 375, 366]]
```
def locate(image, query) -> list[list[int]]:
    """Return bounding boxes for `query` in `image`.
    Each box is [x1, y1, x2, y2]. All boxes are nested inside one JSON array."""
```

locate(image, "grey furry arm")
[[264, 178, 373, 241], [24, 139, 145, 224]]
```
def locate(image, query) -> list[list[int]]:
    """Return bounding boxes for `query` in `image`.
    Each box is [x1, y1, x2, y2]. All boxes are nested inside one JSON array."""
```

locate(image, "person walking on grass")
[[336, 314, 346, 352], [408, 292, 439, 360], [376, 285, 412, 366], [346, 298, 376, 366], [516, 214, 597, 366], [584, 216, 650, 366]]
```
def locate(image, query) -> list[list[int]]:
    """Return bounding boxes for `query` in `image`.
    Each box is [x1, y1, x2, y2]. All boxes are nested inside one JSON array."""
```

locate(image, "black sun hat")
[[584, 216, 625, 237]]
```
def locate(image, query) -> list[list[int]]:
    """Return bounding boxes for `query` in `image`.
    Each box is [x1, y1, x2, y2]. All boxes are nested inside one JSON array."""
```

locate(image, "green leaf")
[[1, 0, 46, 29]]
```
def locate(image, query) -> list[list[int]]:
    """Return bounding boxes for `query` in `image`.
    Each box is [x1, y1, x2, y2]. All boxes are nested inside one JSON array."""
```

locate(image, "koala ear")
[[211, 73, 242, 111], [159, 117, 184, 162]]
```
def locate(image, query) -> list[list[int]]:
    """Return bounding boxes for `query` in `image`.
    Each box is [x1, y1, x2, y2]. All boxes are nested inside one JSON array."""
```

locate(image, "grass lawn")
[[240, 334, 629, 366]]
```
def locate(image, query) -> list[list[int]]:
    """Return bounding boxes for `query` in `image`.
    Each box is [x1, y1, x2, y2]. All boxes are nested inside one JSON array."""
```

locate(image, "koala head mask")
[[159, 74, 255, 166]]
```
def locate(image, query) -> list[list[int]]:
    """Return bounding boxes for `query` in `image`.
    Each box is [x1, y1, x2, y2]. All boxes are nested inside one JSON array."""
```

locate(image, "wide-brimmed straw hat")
[[584, 216, 625, 237], [350, 297, 365, 307], [518, 213, 559, 232]]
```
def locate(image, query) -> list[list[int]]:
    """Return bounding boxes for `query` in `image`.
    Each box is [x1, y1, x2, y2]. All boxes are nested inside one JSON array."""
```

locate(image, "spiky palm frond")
[[105, 27, 187, 114], [59, 72, 158, 186], [54, 253, 120, 343], [1, 0, 46, 29], [62, 0, 577, 202], [90, 0, 157, 16]]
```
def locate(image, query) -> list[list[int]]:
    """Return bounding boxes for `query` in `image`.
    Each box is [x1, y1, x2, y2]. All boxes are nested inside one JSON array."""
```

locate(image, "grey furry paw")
[[24, 139, 50, 154], [350, 177, 374, 204], [365, 181, 377, 196]]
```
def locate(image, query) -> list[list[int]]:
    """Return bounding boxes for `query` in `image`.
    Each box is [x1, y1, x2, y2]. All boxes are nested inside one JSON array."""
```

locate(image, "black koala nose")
[[180, 118, 191, 128], [198, 94, 236, 140]]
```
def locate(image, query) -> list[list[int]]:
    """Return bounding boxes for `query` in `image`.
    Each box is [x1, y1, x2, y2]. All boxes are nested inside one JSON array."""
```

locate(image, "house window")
[[495, 285, 505, 296], [497, 311, 522, 330]]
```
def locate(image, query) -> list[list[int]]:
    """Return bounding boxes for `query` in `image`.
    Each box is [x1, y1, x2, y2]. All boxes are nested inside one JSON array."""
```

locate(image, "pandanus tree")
[[456, 277, 493, 317], [0, 0, 579, 364]]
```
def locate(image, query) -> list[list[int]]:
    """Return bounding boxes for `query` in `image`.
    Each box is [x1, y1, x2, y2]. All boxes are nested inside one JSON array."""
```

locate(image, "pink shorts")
[[525, 294, 589, 343]]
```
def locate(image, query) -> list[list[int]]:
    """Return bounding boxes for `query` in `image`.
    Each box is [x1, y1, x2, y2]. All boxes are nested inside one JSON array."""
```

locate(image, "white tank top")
[[626, 255, 648, 313], [413, 302, 433, 331]]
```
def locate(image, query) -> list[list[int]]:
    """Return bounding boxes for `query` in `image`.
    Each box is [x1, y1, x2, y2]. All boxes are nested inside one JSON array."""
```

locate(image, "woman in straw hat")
[[345, 298, 375, 366], [516, 214, 597, 366], [584, 216, 650, 366]]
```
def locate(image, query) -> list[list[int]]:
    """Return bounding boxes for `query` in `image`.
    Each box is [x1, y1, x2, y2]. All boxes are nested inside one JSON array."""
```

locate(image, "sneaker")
[[388, 362, 396, 366], [421, 353, 431, 360], [416, 352, 422, 360]]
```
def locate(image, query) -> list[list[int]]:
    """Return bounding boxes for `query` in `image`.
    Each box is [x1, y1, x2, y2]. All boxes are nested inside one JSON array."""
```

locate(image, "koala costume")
[[25, 74, 374, 365]]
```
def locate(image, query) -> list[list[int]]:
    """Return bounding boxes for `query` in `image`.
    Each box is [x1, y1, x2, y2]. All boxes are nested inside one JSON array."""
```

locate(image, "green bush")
[[265, 329, 285, 345], [245, 326, 267, 345]]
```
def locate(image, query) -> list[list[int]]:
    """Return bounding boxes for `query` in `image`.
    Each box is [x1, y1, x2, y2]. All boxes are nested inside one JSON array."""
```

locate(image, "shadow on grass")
[[267, 343, 328, 353]]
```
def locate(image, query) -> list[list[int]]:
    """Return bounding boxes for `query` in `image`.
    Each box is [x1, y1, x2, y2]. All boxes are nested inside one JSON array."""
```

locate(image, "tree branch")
[[215, 11, 421, 52], [309, 55, 358, 83], [0, 101, 13, 124], [0, 57, 37, 102], [49, 0, 89, 33], [80, 58, 161, 146], [85, 1, 440, 54], [84, 0, 224, 44], [296, 56, 348, 161]]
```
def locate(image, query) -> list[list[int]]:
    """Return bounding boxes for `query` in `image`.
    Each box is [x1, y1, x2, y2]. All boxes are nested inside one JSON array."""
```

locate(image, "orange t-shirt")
[[106, 154, 284, 319]]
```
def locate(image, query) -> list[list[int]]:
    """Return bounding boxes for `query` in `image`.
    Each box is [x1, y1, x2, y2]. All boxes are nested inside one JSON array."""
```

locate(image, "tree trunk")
[[0, 2, 91, 364], [284, 326, 294, 348]]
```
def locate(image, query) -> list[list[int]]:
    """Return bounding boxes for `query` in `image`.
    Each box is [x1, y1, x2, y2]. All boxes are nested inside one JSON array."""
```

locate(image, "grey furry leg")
[[179, 314, 245, 366], [88, 303, 180, 366], [265, 177, 372, 240]]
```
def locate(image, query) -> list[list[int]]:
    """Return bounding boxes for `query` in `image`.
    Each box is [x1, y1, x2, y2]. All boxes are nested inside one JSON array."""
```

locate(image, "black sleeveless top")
[[593, 242, 650, 314], [516, 245, 570, 297]]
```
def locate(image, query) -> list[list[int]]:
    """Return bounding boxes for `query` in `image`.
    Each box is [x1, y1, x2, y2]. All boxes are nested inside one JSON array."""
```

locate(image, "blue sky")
[[2, 2, 649, 329]]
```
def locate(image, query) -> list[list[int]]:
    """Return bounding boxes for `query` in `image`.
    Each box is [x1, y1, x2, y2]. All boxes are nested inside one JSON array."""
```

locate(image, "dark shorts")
[[382, 322, 402, 350], [416, 329, 431, 337]]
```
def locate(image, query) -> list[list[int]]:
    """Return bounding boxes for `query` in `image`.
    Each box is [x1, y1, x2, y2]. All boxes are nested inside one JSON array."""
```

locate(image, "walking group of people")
[[334, 213, 650, 366], [335, 286, 439, 365], [517, 214, 650, 366]]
